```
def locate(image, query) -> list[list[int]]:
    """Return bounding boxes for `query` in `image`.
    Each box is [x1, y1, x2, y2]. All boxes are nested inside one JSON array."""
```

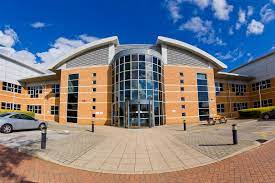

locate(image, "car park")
[[0, 112, 47, 133]]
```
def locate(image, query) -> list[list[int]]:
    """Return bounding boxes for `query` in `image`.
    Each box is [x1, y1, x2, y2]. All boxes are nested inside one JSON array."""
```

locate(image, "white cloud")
[[247, 6, 254, 17], [238, 9, 246, 24], [30, 22, 47, 29], [36, 35, 99, 69], [247, 19, 264, 35], [164, 0, 183, 23], [235, 9, 247, 30], [79, 34, 99, 43], [260, 4, 275, 23], [216, 48, 244, 61], [192, 0, 210, 9], [0, 27, 18, 47], [179, 16, 225, 45], [212, 0, 233, 20], [272, 0, 275, 4], [0, 46, 37, 68], [229, 26, 234, 35], [0, 26, 99, 72]]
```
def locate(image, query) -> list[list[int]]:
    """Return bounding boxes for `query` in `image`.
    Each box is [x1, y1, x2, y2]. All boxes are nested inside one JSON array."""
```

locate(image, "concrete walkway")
[[1, 119, 274, 174]]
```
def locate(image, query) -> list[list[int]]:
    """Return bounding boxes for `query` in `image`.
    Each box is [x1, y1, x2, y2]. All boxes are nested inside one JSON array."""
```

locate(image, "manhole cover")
[[256, 139, 268, 143]]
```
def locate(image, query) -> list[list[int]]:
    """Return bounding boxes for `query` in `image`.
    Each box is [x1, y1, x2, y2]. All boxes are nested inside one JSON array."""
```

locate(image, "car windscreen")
[[0, 113, 11, 117]]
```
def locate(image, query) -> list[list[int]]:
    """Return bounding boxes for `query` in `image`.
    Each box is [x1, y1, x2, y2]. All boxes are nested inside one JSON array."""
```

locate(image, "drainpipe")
[[228, 82, 232, 118], [259, 84, 262, 107], [43, 82, 46, 121]]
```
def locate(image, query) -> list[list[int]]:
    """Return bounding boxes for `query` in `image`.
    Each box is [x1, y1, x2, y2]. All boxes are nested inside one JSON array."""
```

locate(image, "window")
[[180, 80, 184, 84], [197, 73, 209, 121], [182, 113, 186, 117], [233, 103, 248, 111], [92, 80, 96, 84], [92, 114, 96, 118], [252, 79, 271, 91], [180, 87, 184, 92], [27, 105, 42, 114], [51, 106, 59, 115], [1, 102, 21, 110], [67, 74, 79, 123], [215, 82, 224, 95], [52, 84, 60, 97], [180, 72, 184, 77], [231, 84, 246, 96], [253, 99, 273, 108], [181, 97, 185, 101], [217, 104, 225, 113], [28, 86, 43, 98], [92, 106, 96, 110], [2, 82, 22, 93], [92, 73, 96, 77], [92, 88, 96, 92], [181, 105, 185, 109], [92, 98, 96, 102]]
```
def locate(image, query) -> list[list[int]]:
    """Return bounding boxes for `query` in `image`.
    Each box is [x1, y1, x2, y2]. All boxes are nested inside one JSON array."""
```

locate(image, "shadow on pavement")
[[0, 137, 39, 182], [199, 143, 234, 146]]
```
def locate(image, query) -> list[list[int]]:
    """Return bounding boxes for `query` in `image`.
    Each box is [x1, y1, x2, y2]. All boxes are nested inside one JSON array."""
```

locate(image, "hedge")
[[238, 106, 275, 119], [0, 110, 35, 118]]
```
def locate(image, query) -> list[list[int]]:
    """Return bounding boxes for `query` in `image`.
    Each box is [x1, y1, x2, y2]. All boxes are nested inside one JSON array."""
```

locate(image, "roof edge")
[[157, 36, 227, 70], [230, 50, 275, 73], [50, 36, 119, 70], [0, 53, 45, 74]]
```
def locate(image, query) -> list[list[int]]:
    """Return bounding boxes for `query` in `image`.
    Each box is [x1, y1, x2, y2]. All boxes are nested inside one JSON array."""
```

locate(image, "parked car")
[[262, 109, 275, 120], [0, 112, 47, 133]]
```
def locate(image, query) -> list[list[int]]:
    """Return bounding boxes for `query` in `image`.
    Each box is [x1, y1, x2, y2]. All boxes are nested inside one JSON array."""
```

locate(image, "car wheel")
[[39, 123, 46, 130], [263, 114, 270, 120], [1, 124, 13, 134]]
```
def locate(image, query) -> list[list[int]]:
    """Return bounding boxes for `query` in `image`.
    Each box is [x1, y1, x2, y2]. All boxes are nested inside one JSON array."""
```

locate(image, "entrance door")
[[125, 101, 152, 128]]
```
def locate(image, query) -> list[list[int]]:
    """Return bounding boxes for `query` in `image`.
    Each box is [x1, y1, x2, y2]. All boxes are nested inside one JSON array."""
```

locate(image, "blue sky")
[[0, 0, 274, 71]]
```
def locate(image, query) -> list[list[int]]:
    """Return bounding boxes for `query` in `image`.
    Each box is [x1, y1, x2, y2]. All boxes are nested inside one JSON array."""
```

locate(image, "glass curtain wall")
[[197, 73, 210, 121], [67, 74, 79, 123], [112, 50, 165, 128]]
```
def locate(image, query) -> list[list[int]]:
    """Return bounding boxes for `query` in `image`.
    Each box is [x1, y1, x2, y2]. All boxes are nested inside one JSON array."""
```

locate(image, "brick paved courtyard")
[[0, 138, 274, 182], [0, 119, 274, 182], [0, 119, 274, 175]]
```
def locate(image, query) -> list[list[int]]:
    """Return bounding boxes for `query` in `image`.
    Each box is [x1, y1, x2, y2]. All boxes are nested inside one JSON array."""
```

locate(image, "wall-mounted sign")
[[95, 112, 103, 115], [172, 110, 176, 112]]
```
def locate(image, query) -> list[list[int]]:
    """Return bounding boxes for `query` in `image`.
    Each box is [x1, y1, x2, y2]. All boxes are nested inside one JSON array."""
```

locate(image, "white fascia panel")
[[157, 36, 227, 70]]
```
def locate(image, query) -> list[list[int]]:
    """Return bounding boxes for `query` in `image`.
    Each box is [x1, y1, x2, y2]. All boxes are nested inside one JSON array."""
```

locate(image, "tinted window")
[[20, 114, 34, 120], [10, 114, 22, 119]]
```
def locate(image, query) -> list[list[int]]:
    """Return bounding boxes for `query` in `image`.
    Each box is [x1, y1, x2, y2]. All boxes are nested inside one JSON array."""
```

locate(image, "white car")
[[0, 112, 47, 133]]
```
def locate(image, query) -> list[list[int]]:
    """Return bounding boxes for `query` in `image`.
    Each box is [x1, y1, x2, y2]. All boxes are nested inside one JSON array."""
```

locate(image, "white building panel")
[[232, 53, 275, 81], [0, 56, 43, 85]]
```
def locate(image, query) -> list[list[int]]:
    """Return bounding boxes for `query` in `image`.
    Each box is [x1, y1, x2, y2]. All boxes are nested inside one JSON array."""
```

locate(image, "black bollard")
[[92, 121, 95, 132], [183, 119, 186, 131], [41, 126, 47, 149], [232, 124, 238, 145]]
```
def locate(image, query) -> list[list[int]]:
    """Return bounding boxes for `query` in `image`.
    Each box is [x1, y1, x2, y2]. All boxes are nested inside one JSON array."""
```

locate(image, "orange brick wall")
[[216, 77, 275, 118], [0, 80, 60, 122], [59, 65, 112, 125], [164, 65, 217, 125]]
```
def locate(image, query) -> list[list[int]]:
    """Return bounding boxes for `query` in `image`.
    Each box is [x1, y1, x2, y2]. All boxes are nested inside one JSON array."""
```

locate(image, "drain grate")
[[256, 139, 268, 143]]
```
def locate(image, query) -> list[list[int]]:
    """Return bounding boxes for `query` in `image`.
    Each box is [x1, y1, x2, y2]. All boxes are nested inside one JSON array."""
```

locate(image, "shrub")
[[238, 106, 275, 119], [0, 110, 35, 118]]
